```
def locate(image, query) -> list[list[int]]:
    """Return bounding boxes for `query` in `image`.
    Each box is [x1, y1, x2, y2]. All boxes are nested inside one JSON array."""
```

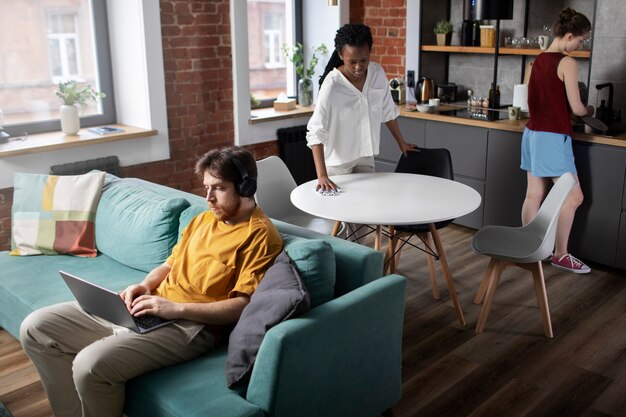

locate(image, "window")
[[247, 0, 300, 107], [46, 12, 81, 81], [0, 0, 114, 137]]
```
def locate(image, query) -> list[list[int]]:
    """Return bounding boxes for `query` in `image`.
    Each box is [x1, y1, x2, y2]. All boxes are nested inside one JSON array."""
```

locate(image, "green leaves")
[[282, 43, 328, 80], [55, 80, 105, 106]]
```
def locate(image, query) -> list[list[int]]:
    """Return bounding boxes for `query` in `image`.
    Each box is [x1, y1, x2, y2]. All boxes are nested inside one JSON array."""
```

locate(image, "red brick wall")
[[350, 0, 407, 79]]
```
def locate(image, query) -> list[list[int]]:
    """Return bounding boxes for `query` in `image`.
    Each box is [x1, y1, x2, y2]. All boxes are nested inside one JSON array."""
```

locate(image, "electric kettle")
[[416, 77, 436, 104]]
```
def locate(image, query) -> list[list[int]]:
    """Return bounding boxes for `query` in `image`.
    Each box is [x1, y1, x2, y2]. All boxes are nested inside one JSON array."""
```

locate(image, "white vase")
[[60, 104, 80, 135]]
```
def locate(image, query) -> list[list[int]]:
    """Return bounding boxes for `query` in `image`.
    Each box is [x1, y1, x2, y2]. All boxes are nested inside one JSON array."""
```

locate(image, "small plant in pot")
[[282, 42, 328, 106], [434, 20, 454, 46], [55, 80, 105, 135]]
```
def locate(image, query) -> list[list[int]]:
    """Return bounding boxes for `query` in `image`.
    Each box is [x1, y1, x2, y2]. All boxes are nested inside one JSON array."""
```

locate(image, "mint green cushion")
[[95, 179, 190, 272], [281, 235, 335, 308]]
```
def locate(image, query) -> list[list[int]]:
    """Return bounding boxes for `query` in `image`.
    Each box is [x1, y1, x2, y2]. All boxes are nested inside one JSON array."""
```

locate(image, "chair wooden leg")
[[331, 221, 342, 237], [374, 225, 382, 250], [420, 232, 440, 300], [429, 224, 465, 326], [474, 258, 497, 304], [475, 259, 507, 333], [524, 262, 553, 338]]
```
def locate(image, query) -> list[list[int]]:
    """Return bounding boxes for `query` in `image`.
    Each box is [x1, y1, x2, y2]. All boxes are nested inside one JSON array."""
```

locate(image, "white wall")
[[0, 0, 169, 189], [231, 0, 349, 147]]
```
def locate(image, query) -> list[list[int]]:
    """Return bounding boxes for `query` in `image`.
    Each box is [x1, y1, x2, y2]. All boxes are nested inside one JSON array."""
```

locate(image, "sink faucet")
[[596, 82, 613, 124]]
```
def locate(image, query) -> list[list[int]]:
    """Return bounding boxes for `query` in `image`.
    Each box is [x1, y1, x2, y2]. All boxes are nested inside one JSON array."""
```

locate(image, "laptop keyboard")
[[134, 314, 165, 329]]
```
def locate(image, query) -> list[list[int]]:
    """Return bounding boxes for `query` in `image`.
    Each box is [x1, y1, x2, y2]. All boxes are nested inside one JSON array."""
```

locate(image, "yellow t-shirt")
[[155, 207, 282, 303]]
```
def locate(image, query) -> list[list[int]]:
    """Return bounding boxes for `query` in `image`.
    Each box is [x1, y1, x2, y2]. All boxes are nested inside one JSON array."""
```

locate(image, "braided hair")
[[552, 7, 591, 37], [318, 23, 374, 89]]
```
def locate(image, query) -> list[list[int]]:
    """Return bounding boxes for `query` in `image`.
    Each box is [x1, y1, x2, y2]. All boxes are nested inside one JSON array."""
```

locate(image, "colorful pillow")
[[10, 171, 106, 257], [226, 251, 310, 387]]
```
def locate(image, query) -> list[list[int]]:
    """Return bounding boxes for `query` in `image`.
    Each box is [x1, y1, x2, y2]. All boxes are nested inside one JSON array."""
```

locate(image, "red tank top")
[[526, 53, 573, 136]]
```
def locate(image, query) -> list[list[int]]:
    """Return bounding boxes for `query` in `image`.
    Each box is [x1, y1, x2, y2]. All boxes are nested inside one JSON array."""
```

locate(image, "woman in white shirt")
[[306, 23, 417, 191]]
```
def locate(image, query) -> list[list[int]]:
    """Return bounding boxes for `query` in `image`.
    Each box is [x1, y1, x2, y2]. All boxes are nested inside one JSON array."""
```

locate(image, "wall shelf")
[[421, 45, 591, 58]]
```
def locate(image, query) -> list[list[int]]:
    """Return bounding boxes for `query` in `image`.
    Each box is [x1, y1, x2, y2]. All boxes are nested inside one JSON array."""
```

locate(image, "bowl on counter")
[[417, 103, 436, 113]]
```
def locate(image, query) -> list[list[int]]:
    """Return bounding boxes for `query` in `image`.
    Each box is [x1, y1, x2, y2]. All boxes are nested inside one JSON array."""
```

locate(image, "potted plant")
[[282, 42, 328, 106], [434, 20, 454, 46], [55, 80, 105, 135]]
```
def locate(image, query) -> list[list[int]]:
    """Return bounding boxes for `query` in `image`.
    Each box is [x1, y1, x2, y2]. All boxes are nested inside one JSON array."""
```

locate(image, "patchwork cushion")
[[226, 251, 310, 387], [95, 178, 190, 272], [282, 235, 336, 308], [10, 172, 106, 257]]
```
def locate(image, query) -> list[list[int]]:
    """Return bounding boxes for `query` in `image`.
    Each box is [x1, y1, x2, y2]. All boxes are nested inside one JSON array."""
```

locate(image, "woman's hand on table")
[[316, 175, 338, 192]]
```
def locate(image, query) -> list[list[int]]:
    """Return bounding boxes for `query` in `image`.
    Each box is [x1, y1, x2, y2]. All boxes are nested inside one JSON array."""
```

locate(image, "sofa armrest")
[[245, 274, 406, 417]]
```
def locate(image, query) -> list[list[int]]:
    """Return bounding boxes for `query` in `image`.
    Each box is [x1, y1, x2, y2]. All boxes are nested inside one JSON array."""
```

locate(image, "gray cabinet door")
[[569, 142, 626, 267], [484, 130, 527, 227], [377, 117, 426, 166], [616, 212, 626, 270], [454, 176, 485, 229], [424, 121, 488, 179]]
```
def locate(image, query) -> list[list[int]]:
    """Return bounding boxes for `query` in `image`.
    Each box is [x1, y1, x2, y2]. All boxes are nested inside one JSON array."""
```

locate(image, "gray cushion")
[[225, 251, 310, 387]]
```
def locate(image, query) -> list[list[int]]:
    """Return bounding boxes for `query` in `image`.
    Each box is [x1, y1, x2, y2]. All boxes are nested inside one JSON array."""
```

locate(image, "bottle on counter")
[[488, 83, 501, 109], [462, 20, 473, 46]]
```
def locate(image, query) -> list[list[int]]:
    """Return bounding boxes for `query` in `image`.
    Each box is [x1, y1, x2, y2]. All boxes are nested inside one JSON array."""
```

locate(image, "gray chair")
[[472, 172, 577, 337], [256, 156, 341, 235]]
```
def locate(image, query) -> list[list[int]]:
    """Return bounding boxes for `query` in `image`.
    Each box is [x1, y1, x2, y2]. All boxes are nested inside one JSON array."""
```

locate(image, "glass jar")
[[298, 78, 313, 107]]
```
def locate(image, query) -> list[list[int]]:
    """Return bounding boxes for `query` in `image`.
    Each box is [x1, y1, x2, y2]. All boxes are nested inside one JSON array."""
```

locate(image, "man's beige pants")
[[20, 302, 216, 417]]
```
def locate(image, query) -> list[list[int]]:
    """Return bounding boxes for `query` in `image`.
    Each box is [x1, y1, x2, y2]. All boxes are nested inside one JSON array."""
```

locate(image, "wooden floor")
[[1, 224, 624, 417]]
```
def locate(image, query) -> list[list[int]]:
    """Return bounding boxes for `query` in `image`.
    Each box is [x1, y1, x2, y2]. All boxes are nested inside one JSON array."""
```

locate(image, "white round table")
[[290, 172, 481, 226], [290, 172, 482, 326]]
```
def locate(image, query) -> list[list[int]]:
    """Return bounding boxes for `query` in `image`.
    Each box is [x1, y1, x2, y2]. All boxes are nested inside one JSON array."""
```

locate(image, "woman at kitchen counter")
[[521, 7, 593, 274], [306, 23, 418, 192]]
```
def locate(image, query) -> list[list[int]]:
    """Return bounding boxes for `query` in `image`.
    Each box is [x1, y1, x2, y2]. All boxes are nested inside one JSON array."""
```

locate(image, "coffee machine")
[[389, 78, 406, 105]]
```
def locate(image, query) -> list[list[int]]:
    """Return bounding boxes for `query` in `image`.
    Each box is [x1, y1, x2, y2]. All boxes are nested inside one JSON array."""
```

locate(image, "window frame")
[[3, 0, 116, 137], [251, 0, 302, 109]]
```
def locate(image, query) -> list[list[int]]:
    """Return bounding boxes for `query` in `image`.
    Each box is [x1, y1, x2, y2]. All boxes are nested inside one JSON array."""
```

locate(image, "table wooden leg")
[[331, 221, 341, 237], [374, 225, 381, 251], [385, 225, 396, 274], [429, 223, 466, 326]]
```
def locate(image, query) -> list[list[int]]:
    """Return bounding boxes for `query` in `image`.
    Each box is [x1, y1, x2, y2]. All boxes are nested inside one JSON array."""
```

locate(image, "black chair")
[[386, 148, 455, 300]]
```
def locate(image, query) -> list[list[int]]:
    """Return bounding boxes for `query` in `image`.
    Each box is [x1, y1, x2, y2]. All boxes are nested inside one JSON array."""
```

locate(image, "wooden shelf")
[[421, 45, 591, 58]]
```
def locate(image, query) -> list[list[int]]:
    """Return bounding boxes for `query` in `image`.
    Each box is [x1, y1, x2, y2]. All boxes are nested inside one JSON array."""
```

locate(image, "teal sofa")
[[0, 173, 407, 417]]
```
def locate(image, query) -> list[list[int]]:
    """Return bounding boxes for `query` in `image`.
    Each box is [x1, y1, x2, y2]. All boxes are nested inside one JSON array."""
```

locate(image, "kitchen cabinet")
[[424, 121, 487, 229], [376, 117, 426, 172], [569, 142, 626, 268], [616, 213, 626, 270], [483, 129, 527, 227]]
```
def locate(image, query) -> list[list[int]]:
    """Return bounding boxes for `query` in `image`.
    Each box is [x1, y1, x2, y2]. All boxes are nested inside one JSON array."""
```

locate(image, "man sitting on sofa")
[[20, 146, 283, 417]]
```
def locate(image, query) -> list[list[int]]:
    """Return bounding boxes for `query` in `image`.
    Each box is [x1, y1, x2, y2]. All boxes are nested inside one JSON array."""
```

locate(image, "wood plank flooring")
[[0, 224, 624, 417]]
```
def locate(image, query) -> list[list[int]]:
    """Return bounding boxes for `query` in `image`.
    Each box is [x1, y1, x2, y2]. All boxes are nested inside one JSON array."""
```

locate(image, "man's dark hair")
[[195, 146, 257, 189], [319, 23, 373, 88]]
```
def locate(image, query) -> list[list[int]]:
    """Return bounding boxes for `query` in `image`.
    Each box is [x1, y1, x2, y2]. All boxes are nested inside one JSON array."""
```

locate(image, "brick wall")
[[350, 0, 407, 79]]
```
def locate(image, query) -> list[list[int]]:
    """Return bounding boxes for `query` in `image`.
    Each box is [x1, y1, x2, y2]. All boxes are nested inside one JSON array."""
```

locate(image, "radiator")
[[277, 125, 316, 185], [50, 156, 120, 176]]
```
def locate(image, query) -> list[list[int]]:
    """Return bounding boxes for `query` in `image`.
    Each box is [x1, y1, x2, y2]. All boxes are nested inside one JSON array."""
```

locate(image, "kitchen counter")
[[398, 104, 626, 148]]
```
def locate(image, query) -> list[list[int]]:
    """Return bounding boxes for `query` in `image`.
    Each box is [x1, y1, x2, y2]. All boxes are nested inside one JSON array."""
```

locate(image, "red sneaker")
[[551, 254, 591, 274]]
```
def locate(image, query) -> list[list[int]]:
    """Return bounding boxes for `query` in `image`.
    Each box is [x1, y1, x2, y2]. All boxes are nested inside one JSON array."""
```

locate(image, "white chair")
[[472, 172, 577, 338], [256, 156, 341, 235]]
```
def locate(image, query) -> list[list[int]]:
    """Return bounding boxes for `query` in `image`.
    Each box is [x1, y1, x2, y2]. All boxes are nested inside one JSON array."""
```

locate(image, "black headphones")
[[230, 156, 257, 197]]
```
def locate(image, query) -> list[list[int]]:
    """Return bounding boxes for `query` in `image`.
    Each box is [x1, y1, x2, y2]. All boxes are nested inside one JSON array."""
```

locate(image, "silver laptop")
[[59, 270, 174, 334]]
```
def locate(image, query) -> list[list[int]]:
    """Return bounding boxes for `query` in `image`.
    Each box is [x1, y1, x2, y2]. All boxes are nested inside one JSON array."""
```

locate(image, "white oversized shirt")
[[306, 62, 399, 167]]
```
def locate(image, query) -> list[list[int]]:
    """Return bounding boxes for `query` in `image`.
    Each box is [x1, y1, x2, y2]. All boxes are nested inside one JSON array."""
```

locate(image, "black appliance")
[[439, 108, 503, 121], [464, 0, 513, 20], [437, 83, 457, 103]]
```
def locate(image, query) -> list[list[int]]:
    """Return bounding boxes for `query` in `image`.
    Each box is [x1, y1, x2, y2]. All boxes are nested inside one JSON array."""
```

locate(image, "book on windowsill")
[[87, 126, 125, 135]]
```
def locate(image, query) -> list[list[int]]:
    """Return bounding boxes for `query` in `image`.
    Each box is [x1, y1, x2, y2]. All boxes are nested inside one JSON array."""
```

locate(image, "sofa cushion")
[[226, 251, 310, 387], [281, 235, 336, 308], [95, 178, 190, 272], [10, 172, 105, 257]]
